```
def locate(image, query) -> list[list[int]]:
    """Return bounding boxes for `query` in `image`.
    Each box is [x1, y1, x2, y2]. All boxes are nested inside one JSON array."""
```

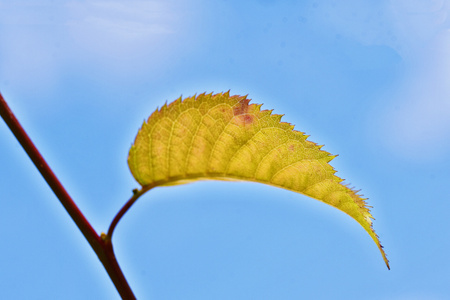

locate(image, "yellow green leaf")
[[128, 92, 389, 269]]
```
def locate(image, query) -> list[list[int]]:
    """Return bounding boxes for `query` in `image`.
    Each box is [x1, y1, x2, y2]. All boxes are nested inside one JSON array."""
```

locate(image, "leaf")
[[128, 92, 389, 268]]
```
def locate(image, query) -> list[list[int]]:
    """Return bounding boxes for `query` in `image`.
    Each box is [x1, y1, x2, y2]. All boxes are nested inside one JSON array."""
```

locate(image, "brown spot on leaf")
[[233, 99, 250, 116], [233, 114, 255, 126], [242, 114, 255, 124], [232, 99, 255, 126]]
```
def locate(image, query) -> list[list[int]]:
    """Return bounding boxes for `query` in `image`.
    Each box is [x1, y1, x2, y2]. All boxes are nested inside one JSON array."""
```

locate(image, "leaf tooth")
[[231, 92, 247, 99], [324, 154, 337, 163], [259, 107, 272, 115], [273, 113, 284, 120], [229, 94, 247, 104], [202, 92, 212, 99], [258, 109, 272, 119], [171, 96, 182, 107], [191, 93, 201, 103], [159, 101, 169, 115], [279, 121, 295, 131], [183, 94, 194, 105], [146, 108, 159, 123]]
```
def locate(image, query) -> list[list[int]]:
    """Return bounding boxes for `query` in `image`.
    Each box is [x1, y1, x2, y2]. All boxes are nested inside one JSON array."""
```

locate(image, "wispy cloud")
[[376, 1, 450, 162], [386, 0, 449, 58], [0, 1, 200, 94], [66, 1, 179, 55], [377, 29, 450, 162], [308, 1, 450, 162]]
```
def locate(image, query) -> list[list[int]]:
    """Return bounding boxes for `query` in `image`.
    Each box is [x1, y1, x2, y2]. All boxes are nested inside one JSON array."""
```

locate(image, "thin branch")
[[0, 92, 99, 251], [0, 92, 136, 299]]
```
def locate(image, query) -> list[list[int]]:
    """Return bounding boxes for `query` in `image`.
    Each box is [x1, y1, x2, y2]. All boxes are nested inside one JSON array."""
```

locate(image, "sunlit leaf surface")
[[128, 92, 389, 268]]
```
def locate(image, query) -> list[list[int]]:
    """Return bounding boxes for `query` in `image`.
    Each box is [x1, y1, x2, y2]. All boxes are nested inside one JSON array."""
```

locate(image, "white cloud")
[[308, 0, 449, 55], [377, 30, 450, 162], [371, 2, 450, 162], [306, 1, 450, 162], [66, 1, 179, 58], [0, 2, 64, 95], [0, 1, 201, 95], [386, 0, 449, 57]]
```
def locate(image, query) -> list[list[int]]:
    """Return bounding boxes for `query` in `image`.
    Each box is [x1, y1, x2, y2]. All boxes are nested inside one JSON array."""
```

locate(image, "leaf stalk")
[[107, 186, 152, 240]]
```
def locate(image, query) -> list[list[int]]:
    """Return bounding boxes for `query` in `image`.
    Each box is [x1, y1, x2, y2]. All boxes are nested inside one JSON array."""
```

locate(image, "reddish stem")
[[107, 186, 153, 240], [0, 92, 136, 299]]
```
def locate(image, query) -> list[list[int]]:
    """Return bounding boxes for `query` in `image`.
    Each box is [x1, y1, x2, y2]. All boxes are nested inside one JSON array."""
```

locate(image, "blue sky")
[[1, 0, 450, 299]]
